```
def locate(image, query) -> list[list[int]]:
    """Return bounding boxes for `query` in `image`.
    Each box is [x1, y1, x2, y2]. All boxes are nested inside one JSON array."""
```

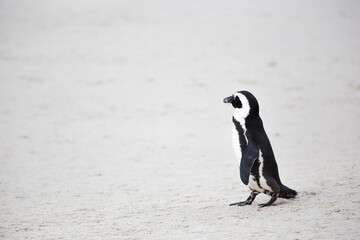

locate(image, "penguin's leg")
[[258, 193, 278, 207], [258, 178, 281, 207], [229, 191, 258, 206]]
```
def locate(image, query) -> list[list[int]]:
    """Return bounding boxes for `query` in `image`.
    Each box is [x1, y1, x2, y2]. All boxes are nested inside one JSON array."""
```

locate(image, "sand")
[[1, 0, 360, 239]]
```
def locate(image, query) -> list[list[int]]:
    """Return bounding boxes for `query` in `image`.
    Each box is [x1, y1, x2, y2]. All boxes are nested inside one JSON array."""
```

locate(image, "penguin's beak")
[[223, 95, 235, 103]]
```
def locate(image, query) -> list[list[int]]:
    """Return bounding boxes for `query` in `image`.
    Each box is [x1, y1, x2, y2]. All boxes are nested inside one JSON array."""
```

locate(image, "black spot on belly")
[[232, 117, 247, 153]]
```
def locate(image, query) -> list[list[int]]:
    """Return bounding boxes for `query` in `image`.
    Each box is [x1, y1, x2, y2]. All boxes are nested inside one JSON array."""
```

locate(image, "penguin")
[[223, 90, 297, 207]]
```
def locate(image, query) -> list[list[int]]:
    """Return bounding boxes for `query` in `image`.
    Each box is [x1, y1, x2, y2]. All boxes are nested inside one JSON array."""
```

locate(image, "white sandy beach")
[[1, 0, 360, 239]]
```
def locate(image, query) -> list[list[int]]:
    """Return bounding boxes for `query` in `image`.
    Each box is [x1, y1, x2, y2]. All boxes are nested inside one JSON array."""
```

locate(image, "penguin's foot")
[[229, 200, 251, 206], [229, 192, 257, 206], [258, 193, 278, 208]]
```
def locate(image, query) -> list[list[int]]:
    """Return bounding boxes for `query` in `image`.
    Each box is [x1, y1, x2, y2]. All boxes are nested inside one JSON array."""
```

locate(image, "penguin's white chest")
[[232, 125, 242, 166], [232, 117, 247, 166]]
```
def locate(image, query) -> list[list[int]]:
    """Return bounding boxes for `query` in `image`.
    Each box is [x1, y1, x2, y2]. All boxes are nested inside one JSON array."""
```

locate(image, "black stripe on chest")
[[232, 117, 247, 153]]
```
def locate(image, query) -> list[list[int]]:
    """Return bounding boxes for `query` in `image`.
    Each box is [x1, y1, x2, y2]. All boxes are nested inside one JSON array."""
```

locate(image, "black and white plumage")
[[224, 91, 297, 207]]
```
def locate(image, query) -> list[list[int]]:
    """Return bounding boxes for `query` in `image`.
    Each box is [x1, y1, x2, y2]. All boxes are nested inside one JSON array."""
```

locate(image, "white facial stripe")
[[233, 93, 250, 122]]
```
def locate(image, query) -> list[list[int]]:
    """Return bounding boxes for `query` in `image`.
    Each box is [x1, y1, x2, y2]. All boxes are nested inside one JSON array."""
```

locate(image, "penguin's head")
[[223, 91, 259, 119]]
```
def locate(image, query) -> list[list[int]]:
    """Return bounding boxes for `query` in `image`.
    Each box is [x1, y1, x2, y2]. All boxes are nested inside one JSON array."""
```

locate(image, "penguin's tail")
[[279, 184, 297, 199]]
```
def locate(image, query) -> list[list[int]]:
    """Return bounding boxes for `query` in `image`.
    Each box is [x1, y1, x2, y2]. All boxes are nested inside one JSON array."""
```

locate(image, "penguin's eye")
[[232, 96, 242, 108]]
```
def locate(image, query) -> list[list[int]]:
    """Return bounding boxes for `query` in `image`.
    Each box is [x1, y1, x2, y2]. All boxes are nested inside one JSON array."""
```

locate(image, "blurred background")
[[1, 0, 359, 239]]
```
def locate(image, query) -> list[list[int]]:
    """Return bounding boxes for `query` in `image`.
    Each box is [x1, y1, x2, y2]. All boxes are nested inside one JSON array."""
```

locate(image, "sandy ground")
[[1, 0, 360, 239]]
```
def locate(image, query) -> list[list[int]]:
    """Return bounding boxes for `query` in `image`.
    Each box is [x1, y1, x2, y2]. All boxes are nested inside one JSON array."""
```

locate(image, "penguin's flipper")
[[240, 137, 259, 185]]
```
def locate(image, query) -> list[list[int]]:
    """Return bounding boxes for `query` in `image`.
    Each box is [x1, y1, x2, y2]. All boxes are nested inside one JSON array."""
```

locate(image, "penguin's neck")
[[232, 116, 247, 137], [233, 109, 247, 127]]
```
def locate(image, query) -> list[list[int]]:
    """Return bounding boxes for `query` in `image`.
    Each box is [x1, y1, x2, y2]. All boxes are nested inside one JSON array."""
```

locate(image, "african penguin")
[[224, 90, 297, 207]]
